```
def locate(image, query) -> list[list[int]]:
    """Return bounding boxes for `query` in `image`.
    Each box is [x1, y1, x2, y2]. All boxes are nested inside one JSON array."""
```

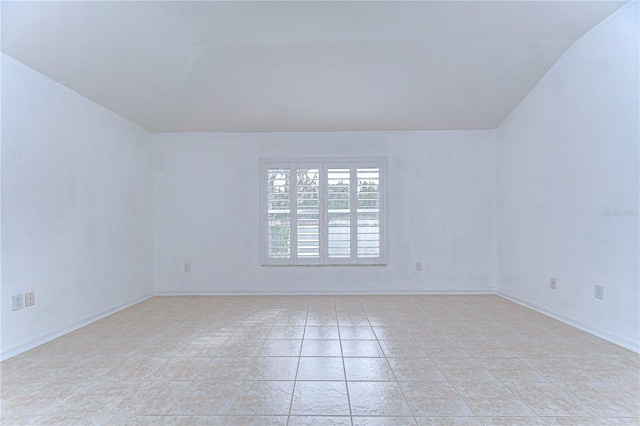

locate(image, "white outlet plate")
[[184, 261, 191, 272], [12, 294, 24, 311], [25, 291, 35, 307], [595, 285, 604, 300], [416, 262, 423, 272], [550, 278, 557, 289]]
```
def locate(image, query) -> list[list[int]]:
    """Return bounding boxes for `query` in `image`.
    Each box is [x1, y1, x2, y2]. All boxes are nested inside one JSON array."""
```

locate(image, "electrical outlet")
[[550, 278, 557, 289], [25, 291, 35, 307], [595, 285, 604, 300], [12, 294, 24, 311], [184, 261, 191, 273], [416, 262, 423, 272]]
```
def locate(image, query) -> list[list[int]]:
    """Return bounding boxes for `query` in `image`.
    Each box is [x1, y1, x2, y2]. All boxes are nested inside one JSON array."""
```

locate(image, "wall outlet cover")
[[595, 285, 604, 300], [12, 294, 24, 311], [550, 278, 557, 289], [25, 291, 35, 307]]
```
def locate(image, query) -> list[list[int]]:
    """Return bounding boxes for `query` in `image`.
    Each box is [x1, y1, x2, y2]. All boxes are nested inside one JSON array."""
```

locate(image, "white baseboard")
[[155, 288, 495, 296], [497, 290, 639, 354], [0, 292, 155, 361]]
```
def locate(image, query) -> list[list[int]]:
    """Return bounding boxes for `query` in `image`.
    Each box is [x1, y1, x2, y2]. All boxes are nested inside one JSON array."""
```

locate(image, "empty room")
[[1, 1, 638, 425]]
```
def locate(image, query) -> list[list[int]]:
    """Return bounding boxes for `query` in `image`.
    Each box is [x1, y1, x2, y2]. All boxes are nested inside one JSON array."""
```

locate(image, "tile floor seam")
[[334, 298, 355, 426], [285, 296, 310, 426]]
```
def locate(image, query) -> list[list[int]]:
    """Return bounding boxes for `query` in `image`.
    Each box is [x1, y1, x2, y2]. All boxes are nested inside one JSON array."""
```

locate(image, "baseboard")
[[497, 290, 639, 354], [155, 288, 495, 296], [0, 292, 155, 361]]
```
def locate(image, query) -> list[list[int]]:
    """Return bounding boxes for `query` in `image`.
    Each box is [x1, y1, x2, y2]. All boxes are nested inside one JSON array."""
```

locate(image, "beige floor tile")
[[339, 327, 377, 340], [372, 327, 415, 340], [217, 339, 265, 357], [170, 381, 240, 415], [200, 357, 255, 381], [348, 381, 413, 416], [476, 358, 548, 383], [388, 358, 447, 381], [50, 381, 135, 415], [344, 357, 396, 381], [297, 357, 345, 381], [288, 416, 352, 425], [96, 415, 165, 425], [383, 346, 430, 358], [507, 382, 598, 417], [161, 415, 223, 425], [479, 417, 548, 425], [352, 416, 418, 425], [605, 418, 640, 425], [337, 316, 371, 327], [401, 382, 474, 417], [267, 326, 305, 339], [304, 326, 340, 339], [110, 382, 187, 416], [416, 417, 482, 425], [222, 415, 288, 425], [452, 381, 536, 417], [300, 340, 342, 357], [341, 340, 385, 357], [542, 417, 614, 425], [557, 381, 640, 417], [30, 413, 102, 425], [1, 295, 637, 426], [0, 415, 41, 425], [173, 340, 226, 357], [1, 394, 66, 416], [149, 358, 211, 382], [245, 356, 298, 381], [274, 316, 308, 326], [432, 358, 498, 382], [290, 381, 350, 416], [306, 316, 338, 327], [228, 381, 294, 415], [259, 339, 303, 356]]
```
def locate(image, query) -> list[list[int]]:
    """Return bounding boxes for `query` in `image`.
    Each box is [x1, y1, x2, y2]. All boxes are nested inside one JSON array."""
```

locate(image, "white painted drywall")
[[1, 54, 154, 359], [496, 3, 639, 351], [153, 130, 497, 295]]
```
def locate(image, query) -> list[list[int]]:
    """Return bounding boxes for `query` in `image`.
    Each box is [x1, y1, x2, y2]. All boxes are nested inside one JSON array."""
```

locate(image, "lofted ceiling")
[[1, 1, 628, 133]]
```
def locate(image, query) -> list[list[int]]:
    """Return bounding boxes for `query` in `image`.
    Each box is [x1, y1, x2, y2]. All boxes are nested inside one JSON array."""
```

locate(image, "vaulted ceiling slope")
[[1, 1, 627, 133]]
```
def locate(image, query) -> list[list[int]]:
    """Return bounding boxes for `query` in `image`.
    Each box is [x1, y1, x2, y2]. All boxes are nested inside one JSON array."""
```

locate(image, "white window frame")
[[261, 157, 387, 266]]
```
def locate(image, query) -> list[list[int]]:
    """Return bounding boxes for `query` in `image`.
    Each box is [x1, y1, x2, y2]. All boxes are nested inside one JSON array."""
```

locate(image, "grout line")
[[334, 297, 354, 426], [286, 296, 311, 425]]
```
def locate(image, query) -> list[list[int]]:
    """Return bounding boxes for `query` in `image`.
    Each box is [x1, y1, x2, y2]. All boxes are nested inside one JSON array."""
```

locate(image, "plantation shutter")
[[296, 167, 320, 261], [357, 167, 381, 259], [263, 159, 385, 265], [266, 168, 291, 262]]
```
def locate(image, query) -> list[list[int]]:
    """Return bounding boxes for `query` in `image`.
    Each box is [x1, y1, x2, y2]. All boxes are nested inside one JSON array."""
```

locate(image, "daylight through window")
[[262, 159, 386, 265]]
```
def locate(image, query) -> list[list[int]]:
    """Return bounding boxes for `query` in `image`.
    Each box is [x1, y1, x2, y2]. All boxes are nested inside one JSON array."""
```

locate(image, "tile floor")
[[0, 295, 638, 425]]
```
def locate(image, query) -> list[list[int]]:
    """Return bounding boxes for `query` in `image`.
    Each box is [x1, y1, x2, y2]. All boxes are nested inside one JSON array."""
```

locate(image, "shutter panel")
[[266, 168, 291, 259], [296, 168, 320, 259], [327, 168, 351, 258], [357, 167, 380, 258]]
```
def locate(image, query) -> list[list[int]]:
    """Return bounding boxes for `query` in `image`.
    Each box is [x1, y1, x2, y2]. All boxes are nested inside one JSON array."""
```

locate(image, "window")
[[262, 158, 386, 266]]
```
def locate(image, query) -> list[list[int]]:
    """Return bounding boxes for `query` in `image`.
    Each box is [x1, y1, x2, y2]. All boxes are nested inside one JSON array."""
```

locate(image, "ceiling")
[[1, 1, 627, 133]]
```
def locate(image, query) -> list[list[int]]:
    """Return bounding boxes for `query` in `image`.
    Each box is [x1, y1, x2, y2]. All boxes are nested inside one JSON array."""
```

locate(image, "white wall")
[[153, 130, 497, 295], [496, 3, 639, 351], [1, 54, 154, 359]]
